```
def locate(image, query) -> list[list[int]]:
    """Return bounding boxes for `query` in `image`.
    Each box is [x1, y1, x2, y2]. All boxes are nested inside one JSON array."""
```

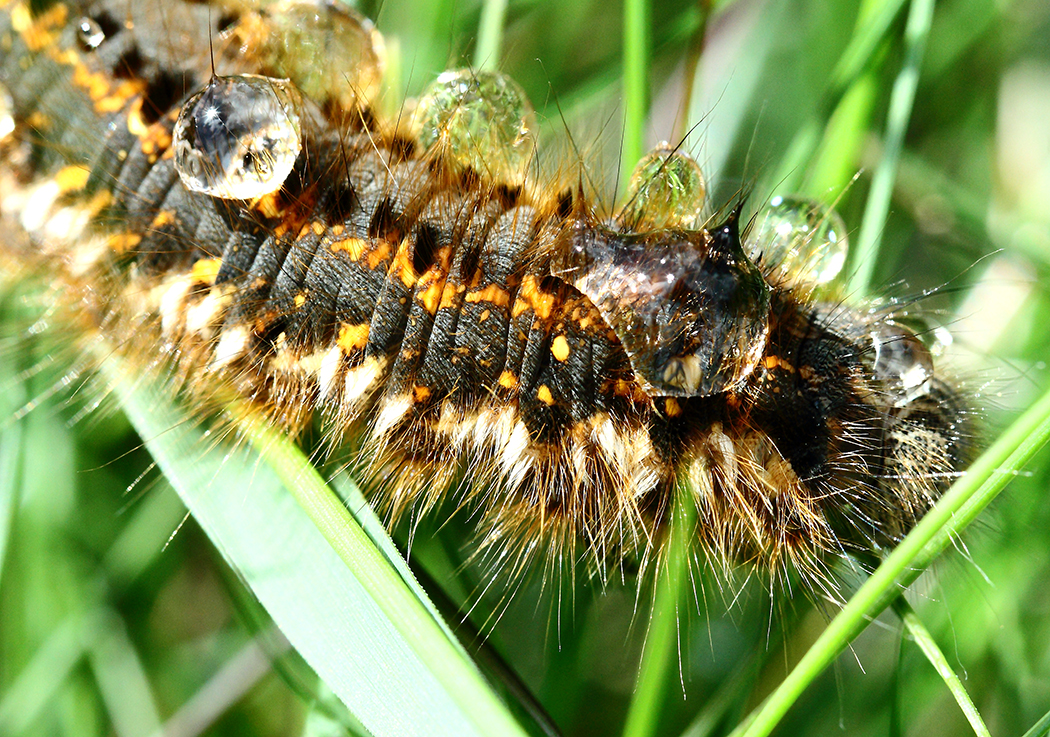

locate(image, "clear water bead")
[[871, 323, 934, 403], [619, 143, 706, 231], [747, 195, 848, 288], [77, 17, 106, 50], [234, 0, 385, 111], [414, 69, 536, 186], [172, 75, 302, 200]]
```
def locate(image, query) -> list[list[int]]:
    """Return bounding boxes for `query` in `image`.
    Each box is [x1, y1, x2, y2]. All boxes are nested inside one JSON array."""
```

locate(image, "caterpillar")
[[1, 0, 1035, 735]]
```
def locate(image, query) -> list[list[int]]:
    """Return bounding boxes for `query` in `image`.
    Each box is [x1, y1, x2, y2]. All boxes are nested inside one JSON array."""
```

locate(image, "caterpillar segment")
[[0, 0, 971, 590]]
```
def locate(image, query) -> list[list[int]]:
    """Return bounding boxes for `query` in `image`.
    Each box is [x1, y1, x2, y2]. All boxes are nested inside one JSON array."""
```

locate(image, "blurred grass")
[[3, 0, 1050, 736]]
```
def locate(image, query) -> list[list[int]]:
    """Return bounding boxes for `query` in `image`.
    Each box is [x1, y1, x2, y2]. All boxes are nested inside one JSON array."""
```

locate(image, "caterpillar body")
[[0, 0, 972, 598]]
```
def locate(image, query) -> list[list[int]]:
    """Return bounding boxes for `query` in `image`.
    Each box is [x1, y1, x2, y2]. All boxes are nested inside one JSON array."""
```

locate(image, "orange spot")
[[337, 323, 370, 353], [663, 398, 683, 417], [550, 335, 570, 362], [516, 275, 556, 320], [391, 240, 418, 288], [413, 385, 432, 403], [108, 233, 141, 253], [54, 165, 89, 193], [366, 239, 393, 269], [294, 292, 307, 308], [465, 283, 511, 308], [479, 309, 491, 322], [190, 258, 221, 286], [763, 355, 795, 372], [330, 236, 367, 261], [151, 210, 175, 229], [14, 3, 66, 51], [126, 98, 150, 138], [417, 280, 442, 314], [536, 385, 554, 406], [498, 371, 518, 390], [311, 221, 326, 236]]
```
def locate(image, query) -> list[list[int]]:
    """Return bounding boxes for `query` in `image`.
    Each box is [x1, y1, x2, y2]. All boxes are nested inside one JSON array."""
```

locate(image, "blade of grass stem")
[[891, 597, 991, 737], [848, 0, 935, 297], [103, 350, 527, 737], [1021, 707, 1050, 737], [621, 0, 650, 191], [622, 487, 697, 737], [473, 0, 507, 71], [731, 382, 1050, 737], [772, 0, 907, 193]]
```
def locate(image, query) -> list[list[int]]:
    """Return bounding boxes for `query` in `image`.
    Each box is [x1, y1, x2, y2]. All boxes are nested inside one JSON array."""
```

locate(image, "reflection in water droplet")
[[232, 0, 385, 111], [747, 195, 848, 288], [871, 323, 934, 403], [619, 143, 706, 231], [0, 84, 13, 142], [172, 75, 302, 200], [77, 17, 106, 50], [414, 69, 536, 186]]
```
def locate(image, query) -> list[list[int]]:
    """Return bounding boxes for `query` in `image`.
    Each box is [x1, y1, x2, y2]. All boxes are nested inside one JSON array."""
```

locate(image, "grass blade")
[[102, 353, 527, 737], [621, 0, 650, 189], [892, 598, 991, 737], [848, 0, 936, 296]]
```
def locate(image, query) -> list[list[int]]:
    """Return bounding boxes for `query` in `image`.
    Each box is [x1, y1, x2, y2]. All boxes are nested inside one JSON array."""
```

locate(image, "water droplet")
[[172, 75, 302, 200], [619, 143, 706, 231], [231, 1, 385, 111], [747, 195, 848, 288], [77, 17, 106, 50], [871, 323, 933, 403], [0, 84, 14, 142], [414, 69, 536, 186]]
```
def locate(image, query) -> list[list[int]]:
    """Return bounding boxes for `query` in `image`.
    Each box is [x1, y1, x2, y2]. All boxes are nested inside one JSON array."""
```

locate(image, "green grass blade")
[[621, 0, 650, 190], [0, 353, 24, 582], [622, 488, 697, 737], [731, 382, 1050, 737], [1021, 707, 1050, 737], [892, 598, 990, 737], [848, 0, 936, 296], [473, 0, 507, 71], [102, 353, 527, 737]]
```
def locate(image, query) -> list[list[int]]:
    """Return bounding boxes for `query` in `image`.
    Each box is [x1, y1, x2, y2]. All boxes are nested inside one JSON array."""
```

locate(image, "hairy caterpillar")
[[0, 1, 1041, 737]]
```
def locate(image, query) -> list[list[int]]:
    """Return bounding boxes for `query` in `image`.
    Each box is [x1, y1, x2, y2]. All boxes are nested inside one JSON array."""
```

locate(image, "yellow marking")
[[438, 284, 462, 310], [26, 110, 49, 131], [311, 221, 326, 236], [479, 309, 491, 322], [151, 210, 175, 229], [294, 292, 307, 308], [511, 275, 556, 320], [126, 98, 150, 138], [366, 239, 393, 269], [763, 355, 795, 372], [108, 233, 141, 253], [391, 239, 417, 288], [256, 193, 282, 218], [417, 280, 442, 314], [663, 398, 683, 417], [413, 385, 432, 403], [329, 236, 367, 261], [498, 371, 518, 390], [337, 322, 370, 353], [551, 335, 570, 362], [13, 3, 66, 51], [330, 224, 345, 236], [536, 385, 554, 406], [55, 165, 89, 193], [190, 258, 222, 286], [465, 283, 510, 308], [141, 127, 173, 160]]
